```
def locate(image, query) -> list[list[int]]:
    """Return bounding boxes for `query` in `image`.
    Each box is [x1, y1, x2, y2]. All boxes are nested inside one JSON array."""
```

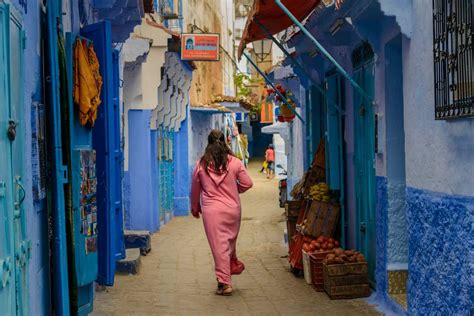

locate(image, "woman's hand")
[[191, 208, 201, 219]]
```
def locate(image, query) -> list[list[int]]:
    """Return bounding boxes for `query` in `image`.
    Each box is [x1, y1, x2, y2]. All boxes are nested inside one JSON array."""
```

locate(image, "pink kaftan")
[[191, 155, 253, 285]]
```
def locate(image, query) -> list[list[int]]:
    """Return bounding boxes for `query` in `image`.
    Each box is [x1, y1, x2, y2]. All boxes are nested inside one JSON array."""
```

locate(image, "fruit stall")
[[284, 139, 370, 300]]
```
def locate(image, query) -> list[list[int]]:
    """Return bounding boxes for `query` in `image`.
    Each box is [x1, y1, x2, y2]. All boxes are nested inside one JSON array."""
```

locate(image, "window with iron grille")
[[433, 0, 473, 119]]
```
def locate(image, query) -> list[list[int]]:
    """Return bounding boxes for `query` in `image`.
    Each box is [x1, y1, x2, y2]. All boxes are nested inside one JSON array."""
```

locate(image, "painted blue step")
[[124, 230, 151, 255], [116, 248, 141, 275]]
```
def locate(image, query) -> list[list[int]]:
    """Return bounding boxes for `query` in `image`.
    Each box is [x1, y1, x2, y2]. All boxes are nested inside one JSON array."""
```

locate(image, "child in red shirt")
[[265, 144, 275, 179]]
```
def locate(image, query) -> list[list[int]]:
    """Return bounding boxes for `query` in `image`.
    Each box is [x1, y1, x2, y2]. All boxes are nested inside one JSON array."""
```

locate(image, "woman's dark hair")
[[200, 129, 233, 174]]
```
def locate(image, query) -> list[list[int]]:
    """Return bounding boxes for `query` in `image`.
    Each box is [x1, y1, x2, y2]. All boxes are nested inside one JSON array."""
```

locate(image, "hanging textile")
[[73, 38, 103, 126], [260, 102, 274, 123]]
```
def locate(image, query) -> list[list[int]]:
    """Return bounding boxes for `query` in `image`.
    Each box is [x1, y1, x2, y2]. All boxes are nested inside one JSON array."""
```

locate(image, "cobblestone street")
[[93, 163, 380, 315]]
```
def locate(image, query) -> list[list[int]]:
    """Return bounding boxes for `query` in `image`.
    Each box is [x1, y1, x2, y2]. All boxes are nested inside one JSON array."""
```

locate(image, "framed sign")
[[181, 33, 220, 61]]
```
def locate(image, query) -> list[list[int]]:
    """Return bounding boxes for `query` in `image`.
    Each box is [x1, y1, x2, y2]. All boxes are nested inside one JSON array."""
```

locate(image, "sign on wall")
[[181, 33, 220, 61]]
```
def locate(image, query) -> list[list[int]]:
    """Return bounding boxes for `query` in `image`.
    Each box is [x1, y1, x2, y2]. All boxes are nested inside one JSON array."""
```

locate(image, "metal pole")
[[274, 0, 372, 103], [242, 51, 305, 123], [254, 18, 345, 114]]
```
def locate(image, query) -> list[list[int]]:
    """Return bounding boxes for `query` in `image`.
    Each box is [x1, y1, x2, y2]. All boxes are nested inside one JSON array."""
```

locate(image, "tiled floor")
[[92, 163, 381, 315], [390, 294, 407, 310]]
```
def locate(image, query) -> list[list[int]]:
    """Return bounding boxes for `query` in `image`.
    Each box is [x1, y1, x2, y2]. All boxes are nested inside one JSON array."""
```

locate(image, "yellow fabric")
[[73, 38, 103, 126]]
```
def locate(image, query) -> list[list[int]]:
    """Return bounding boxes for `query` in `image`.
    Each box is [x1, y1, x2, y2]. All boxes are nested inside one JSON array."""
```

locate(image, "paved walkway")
[[93, 163, 380, 315]]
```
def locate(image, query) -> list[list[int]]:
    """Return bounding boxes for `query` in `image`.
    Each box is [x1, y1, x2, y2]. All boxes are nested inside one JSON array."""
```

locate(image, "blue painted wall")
[[287, 1, 473, 314], [407, 188, 473, 315], [150, 129, 160, 229], [126, 110, 159, 232], [173, 112, 190, 216]]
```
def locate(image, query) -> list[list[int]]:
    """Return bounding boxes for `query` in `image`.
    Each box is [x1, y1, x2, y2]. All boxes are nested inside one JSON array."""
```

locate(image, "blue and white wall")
[[360, 1, 473, 314], [399, 1, 473, 314], [286, 0, 473, 314]]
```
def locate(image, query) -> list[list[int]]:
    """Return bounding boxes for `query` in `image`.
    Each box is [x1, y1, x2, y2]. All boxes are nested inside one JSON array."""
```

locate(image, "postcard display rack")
[[76, 149, 98, 255]]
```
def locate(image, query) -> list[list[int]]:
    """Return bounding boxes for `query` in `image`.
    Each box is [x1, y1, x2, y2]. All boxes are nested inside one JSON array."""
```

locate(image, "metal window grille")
[[433, 0, 473, 119]]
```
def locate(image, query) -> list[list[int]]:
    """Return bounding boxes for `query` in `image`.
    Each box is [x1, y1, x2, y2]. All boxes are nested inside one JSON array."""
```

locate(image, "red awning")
[[238, 0, 320, 58]]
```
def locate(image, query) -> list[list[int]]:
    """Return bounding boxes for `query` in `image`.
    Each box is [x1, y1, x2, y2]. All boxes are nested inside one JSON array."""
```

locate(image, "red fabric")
[[238, 0, 320, 58], [289, 234, 304, 269]]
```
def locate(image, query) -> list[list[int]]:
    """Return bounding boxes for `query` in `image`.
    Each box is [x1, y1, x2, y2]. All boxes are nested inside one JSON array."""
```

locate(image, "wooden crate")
[[324, 284, 370, 299], [286, 215, 298, 250], [324, 262, 368, 276], [285, 200, 303, 217], [323, 262, 370, 299], [303, 200, 340, 238]]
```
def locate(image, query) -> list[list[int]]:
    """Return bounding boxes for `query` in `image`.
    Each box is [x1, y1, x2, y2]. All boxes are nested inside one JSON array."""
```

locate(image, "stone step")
[[124, 230, 151, 255], [116, 248, 141, 275]]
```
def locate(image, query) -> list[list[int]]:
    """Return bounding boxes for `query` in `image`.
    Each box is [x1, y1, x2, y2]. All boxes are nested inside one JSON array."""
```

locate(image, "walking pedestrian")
[[265, 144, 275, 179], [191, 129, 253, 296]]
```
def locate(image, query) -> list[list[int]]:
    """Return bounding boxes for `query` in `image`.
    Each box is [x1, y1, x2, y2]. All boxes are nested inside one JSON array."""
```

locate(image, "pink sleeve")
[[237, 161, 253, 193], [191, 163, 202, 216]]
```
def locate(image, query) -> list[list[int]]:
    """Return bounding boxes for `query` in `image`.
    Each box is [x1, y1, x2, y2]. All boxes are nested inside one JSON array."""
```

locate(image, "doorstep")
[[116, 248, 142, 275]]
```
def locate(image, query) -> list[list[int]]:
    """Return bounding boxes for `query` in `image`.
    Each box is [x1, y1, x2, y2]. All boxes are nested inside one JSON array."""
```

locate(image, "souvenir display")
[[79, 149, 98, 254]]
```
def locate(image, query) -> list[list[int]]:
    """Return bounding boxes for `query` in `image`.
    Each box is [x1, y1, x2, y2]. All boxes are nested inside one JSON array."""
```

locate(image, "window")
[[433, 0, 473, 119]]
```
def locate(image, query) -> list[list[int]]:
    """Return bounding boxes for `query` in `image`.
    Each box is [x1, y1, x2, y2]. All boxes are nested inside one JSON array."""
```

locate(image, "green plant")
[[234, 73, 254, 97]]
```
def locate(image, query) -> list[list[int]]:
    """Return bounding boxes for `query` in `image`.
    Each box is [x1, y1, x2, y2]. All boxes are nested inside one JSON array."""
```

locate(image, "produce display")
[[324, 249, 366, 265], [301, 235, 340, 253], [306, 182, 330, 202]]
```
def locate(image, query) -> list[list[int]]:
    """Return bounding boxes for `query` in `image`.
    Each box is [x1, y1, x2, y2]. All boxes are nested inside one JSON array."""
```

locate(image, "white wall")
[[122, 20, 171, 171], [402, 1, 474, 196]]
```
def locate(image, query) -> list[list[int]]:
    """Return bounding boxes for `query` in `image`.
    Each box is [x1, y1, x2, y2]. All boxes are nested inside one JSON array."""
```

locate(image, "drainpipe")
[[242, 51, 305, 124], [254, 18, 345, 115], [274, 0, 373, 103]]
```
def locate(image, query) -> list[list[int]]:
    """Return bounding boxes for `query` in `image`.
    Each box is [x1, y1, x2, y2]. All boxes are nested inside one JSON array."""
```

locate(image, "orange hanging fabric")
[[73, 38, 103, 126], [260, 102, 274, 123]]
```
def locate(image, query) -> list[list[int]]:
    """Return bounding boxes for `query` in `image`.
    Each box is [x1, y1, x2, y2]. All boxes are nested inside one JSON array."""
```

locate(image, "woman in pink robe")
[[191, 130, 253, 296]]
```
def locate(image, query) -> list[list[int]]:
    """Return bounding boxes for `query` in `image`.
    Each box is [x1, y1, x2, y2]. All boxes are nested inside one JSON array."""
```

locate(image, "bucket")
[[302, 250, 312, 284]]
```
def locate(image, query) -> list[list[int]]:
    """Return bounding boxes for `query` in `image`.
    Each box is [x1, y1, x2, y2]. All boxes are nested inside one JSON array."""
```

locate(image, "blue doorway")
[[352, 42, 376, 284]]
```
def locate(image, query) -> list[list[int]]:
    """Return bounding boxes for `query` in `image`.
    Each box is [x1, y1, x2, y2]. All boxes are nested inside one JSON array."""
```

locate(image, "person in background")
[[191, 130, 253, 296], [265, 144, 275, 179], [259, 150, 268, 173]]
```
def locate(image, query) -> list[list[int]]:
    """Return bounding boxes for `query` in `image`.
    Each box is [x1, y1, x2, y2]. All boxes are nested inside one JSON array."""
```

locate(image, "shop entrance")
[[352, 42, 376, 284], [0, 5, 29, 315]]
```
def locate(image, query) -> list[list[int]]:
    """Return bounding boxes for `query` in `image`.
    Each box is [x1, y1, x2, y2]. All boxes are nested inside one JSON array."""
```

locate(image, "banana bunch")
[[307, 182, 330, 202]]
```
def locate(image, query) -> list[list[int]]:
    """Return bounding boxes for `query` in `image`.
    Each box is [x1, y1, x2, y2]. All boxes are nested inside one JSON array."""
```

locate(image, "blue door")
[[45, 0, 70, 314], [81, 21, 124, 286], [325, 72, 346, 246], [8, 8, 29, 316], [1, 4, 34, 315], [112, 49, 126, 262], [0, 4, 17, 314], [64, 33, 96, 315], [352, 43, 376, 284]]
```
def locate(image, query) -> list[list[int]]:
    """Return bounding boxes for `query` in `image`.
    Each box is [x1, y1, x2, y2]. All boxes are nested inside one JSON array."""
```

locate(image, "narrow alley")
[[1, 0, 472, 315], [92, 162, 379, 315]]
